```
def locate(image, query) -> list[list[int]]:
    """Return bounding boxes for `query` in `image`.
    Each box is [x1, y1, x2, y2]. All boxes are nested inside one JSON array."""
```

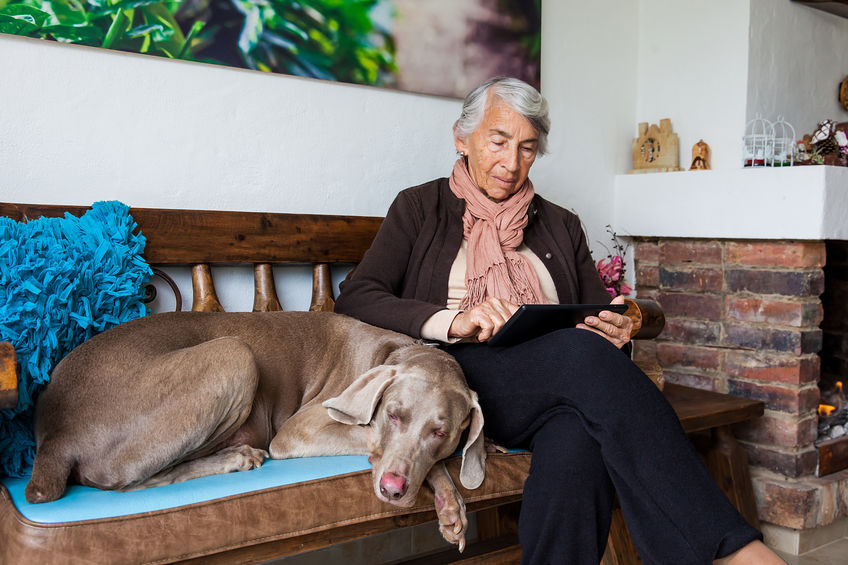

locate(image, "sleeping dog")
[[25, 311, 485, 551]]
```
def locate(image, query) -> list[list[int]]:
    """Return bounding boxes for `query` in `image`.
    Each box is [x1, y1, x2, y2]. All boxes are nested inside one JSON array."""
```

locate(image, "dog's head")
[[323, 346, 485, 507]]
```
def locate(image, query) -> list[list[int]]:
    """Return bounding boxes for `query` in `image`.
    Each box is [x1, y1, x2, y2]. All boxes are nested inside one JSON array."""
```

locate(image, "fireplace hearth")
[[630, 234, 848, 533], [615, 167, 848, 541]]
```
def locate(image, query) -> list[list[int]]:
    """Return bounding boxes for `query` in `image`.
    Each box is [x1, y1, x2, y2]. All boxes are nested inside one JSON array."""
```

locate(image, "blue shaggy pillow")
[[0, 201, 151, 478]]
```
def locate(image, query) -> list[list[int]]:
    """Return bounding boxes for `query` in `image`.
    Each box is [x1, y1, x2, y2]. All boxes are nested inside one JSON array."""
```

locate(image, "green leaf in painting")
[[41, 23, 104, 43], [42, 0, 86, 25], [233, 0, 262, 57], [355, 46, 378, 83], [5, 0, 46, 10], [287, 50, 335, 81], [1, 0, 400, 87], [175, 19, 203, 59], [306, 27, 333, 54], [88, 0, 160, 18], [125, 22, 162, 38], [139, 2, 184, 55], [279, 19, 307, 42], [0, 4, 50, 26], [233, 0, 260, 51], [101, 7, 128, 48], [261, 30, 296, 53], [0, 13, 39, 35]]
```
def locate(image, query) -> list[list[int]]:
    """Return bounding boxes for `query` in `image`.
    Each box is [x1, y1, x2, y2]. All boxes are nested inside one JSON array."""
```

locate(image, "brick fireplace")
[[614, 166, 848, 552], [631, 237, 848, 526]]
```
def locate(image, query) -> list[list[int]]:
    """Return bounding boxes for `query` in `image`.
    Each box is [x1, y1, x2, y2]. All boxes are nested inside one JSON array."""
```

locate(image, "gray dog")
[[25, 311, 485, 550]]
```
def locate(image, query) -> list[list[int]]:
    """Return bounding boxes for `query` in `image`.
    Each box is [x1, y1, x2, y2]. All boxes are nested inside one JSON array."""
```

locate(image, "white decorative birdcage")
[[772, 116, 796, 167], [743, 116, 774, 167]]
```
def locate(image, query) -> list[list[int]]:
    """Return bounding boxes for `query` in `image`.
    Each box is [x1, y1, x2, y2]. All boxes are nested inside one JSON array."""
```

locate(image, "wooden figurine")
[[630, 118, 682, 173], [689, 139, 710, 170]]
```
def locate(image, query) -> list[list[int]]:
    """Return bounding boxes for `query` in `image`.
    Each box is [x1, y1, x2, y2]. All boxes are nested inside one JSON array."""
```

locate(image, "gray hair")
[[454, 77, 550, 155]]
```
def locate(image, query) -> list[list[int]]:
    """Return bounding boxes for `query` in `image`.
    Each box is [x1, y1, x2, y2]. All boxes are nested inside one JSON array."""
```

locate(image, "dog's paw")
[[220, 445, 269, 472], [25, 479, 65, 504], [484, 437, 508, 454], [434, 486, 468, 552]]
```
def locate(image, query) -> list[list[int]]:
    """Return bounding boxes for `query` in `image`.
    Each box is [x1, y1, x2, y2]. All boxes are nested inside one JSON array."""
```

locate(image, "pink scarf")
[[449, 158, 545, 310]]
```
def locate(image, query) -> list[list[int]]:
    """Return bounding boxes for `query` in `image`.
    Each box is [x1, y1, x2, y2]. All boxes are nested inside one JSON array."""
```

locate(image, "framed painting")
[[0, 0, 540, 98]]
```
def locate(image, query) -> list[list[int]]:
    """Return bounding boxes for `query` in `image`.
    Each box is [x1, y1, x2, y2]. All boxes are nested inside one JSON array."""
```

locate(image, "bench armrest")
[[623, 298, 665, 340]]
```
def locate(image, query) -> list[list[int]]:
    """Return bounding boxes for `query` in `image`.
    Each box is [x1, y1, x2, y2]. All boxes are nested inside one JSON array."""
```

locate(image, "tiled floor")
[[774, 538, 848, 565]]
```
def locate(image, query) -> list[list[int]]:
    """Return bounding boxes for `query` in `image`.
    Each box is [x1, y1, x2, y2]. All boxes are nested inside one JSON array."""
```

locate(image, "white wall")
[[628, 0, 848, 172], [0, 34, 462, 312], [633, 0, 752, 171], [0, 35, 460, 217], [533, 0, 639, 256], [747, 0, 848, 137]]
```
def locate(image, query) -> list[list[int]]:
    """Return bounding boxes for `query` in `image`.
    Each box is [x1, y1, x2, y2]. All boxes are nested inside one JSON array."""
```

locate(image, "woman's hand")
[[576, 295, 633, 349], [448, 298, 519, 342]]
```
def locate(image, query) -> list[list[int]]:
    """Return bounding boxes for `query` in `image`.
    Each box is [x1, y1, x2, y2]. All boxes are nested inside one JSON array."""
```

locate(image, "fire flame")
[[819, 404, 837, 418], [819, 381, 845, 418]]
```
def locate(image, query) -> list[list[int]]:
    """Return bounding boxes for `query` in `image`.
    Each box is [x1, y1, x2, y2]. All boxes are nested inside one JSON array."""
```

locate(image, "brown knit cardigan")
[[334, 177, 610, 338]]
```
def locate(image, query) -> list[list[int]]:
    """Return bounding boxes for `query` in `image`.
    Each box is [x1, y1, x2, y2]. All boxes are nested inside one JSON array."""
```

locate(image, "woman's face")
[[454, 95, 540, 202]]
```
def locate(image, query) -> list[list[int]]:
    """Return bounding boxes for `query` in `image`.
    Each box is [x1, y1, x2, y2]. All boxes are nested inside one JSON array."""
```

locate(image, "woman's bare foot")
[[714, 540, 787, 564]]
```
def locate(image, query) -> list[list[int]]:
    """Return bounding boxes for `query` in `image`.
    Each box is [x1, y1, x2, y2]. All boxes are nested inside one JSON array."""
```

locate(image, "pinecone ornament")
[[811, 120, 838, 155]]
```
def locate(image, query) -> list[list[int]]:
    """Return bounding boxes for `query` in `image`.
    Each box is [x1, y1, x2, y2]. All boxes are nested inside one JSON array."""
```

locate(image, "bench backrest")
[[0, 203, 383, 313]]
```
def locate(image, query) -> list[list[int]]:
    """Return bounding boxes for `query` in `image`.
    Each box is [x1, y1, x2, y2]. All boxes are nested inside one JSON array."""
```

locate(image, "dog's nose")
[[379, 472, 408, 500]]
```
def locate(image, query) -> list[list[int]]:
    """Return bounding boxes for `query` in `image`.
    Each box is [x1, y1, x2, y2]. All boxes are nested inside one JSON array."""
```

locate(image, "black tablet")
[[487, 303, 629, 347]]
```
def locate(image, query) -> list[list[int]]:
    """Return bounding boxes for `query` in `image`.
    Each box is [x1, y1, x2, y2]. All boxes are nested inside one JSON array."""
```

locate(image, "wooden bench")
[[0, 202, 764, 564]]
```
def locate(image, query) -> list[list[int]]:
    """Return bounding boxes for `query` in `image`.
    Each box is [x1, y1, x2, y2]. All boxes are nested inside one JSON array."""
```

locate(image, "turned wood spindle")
[[252, 263, 283, 312], [310, 263, 335, 312], [191, 263, 225, 312], [0, 342, 18, 410]]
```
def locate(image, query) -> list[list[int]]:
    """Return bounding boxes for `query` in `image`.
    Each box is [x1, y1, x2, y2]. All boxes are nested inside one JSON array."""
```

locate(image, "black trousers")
[[444, 329, 761, 565]]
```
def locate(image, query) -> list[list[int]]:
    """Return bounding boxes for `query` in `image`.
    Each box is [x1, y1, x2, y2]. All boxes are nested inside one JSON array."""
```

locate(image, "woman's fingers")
[[578, 297, 633, 349], [448, 299, 519, 341], [486, 298, 519, 329], [472, 299, 517, 341]]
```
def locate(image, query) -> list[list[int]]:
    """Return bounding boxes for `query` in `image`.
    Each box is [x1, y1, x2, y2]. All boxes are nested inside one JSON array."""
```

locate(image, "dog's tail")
[[25, 442, 74, 504]]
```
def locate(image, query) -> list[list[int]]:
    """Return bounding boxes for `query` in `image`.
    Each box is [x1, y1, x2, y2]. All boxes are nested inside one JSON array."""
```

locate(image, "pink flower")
[[596, 227, 632, 298], [597, 256, 631, 297], [597, 258, 622, 281]]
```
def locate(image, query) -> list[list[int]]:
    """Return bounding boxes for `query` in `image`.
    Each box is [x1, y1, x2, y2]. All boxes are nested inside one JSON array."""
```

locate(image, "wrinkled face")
[[454, 94, 540, 202], [367, 369, 473, 507]]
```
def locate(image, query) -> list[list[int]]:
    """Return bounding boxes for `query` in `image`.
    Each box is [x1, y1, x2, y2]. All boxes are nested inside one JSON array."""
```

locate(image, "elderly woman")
[[334, 77, 783, 565]]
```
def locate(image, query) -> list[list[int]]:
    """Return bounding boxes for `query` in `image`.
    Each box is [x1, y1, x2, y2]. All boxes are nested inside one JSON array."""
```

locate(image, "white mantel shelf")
[[612, 166, 848, 241]]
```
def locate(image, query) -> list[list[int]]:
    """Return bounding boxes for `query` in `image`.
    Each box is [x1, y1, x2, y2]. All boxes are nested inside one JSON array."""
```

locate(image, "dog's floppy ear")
[[459, 390, 486, 490], [322, 365, 396, 425]]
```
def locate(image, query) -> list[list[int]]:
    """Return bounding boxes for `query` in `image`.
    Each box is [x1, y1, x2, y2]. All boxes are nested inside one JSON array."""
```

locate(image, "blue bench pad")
[[1, 455, 371, 523], [0, 451, 531, 564]]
